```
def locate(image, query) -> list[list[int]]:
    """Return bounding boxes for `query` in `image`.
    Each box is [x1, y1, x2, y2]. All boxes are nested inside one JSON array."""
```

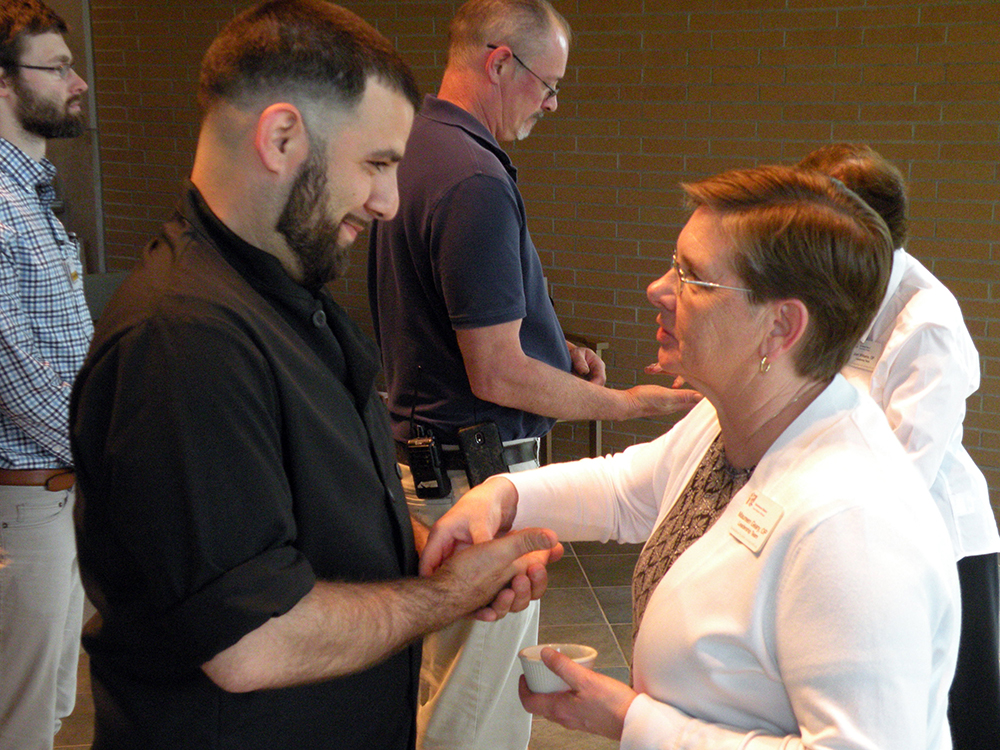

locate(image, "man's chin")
[[30, 114, 86, 140], [516, 123, 536, 141]]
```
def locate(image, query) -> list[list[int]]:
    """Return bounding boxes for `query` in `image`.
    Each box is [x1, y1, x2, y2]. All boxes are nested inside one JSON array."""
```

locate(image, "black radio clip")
[[407, 425, 451, 499]]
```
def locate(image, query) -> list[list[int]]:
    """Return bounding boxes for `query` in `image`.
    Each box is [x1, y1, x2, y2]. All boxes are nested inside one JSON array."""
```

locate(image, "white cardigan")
[[510, 376, 959, 750], [843, 248, 999, 560]]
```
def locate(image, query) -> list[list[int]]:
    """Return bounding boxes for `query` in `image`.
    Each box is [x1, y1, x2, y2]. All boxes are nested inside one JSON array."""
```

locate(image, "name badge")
[[847, 340, 883, 372], [62, 258, 83, 291], [730, 492, 783, 554]]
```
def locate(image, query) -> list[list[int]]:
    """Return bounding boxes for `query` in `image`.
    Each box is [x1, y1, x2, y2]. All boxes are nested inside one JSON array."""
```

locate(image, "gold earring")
[[759, 355, 770, 374]]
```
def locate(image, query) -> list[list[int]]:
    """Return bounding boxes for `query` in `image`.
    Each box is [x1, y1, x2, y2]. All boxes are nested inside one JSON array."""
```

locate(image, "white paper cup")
[[518, 643, 598, 693]]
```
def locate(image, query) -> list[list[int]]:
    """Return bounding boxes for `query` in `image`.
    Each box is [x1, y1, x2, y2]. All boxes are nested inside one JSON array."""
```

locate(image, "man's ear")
[[760, 298, 810, 362], [0, 69, 14, 99], [254, 102, 309, 177], [485, 45, 511, 85]]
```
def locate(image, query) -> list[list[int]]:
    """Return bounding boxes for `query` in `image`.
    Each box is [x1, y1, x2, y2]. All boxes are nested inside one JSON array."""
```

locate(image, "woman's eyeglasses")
[[672, 249, 751, 294]]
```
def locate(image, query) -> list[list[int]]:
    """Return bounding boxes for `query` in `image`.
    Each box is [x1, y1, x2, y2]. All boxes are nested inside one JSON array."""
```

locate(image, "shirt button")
[[312, 309, 327, 327]]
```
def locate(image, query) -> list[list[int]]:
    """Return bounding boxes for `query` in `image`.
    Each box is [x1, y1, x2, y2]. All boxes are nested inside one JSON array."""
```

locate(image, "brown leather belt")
[[0, 468, 76, 491]]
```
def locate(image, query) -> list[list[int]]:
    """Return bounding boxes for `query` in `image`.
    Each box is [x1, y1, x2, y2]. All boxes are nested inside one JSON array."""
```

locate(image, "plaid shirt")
[[0, 136, 93, 469]]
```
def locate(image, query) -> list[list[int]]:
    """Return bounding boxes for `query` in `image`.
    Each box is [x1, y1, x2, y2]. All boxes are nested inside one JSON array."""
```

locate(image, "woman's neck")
[[714, 377, 829, 470]]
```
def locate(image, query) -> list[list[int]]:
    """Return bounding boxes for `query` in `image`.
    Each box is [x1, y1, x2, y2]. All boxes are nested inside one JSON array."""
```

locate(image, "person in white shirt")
[[423, 164, 961, 749], [798, 142, 1000, 750]]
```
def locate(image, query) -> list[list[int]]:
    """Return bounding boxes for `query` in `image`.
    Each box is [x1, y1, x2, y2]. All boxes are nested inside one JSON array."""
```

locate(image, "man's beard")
[[275, 148, 348, 290], [13, 76, 85, 139]]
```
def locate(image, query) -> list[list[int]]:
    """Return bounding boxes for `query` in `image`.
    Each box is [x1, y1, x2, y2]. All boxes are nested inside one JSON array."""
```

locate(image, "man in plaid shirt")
[[0, 2, 92, 748]]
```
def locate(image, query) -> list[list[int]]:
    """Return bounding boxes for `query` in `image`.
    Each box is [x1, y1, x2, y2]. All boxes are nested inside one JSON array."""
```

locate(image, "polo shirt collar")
[[417, 95, 517, 181], [860, 247, 906, 342]]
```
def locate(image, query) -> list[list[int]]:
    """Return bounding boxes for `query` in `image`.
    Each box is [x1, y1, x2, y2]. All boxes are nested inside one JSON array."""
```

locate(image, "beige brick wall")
[[89, 0, 1000, 518]]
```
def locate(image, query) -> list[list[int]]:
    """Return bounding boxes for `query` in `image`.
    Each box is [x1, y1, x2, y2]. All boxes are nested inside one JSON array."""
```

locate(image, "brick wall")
[[89, 0, 1000, 518]]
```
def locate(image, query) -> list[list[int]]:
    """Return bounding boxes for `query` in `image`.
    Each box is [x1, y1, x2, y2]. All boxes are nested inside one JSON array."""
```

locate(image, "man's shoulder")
[[0, 169, 31, 217], [99, 219, 255, 336], [408, 111, 509, 182], [884, 256, 965, 336]]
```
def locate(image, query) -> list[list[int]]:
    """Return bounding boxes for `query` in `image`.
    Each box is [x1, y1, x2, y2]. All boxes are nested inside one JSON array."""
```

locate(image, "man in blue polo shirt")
[[368, 2, 698, 748]]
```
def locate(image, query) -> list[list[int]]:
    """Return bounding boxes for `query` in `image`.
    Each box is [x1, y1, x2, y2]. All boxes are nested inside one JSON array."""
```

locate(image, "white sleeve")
[[877, 320, 976, 490], [624, 696, 796, 750], [508, 435, 668, 543]]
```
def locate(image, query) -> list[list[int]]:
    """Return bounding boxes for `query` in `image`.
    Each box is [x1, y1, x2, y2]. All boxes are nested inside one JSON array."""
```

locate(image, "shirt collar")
[[418, 95, 518, 181], [860, 247, 906, 342], [180, 181, 381, 405], [0, 136, 57, 192], [180, 181, 317, 304]]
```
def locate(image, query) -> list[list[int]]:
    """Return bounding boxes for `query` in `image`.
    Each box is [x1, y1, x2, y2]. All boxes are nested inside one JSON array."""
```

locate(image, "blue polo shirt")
[[369, 95, 571, 444]]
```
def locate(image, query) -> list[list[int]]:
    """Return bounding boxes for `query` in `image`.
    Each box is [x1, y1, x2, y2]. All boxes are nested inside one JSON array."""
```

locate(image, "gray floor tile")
[[546, 552, 589, 589], [539, 588, 604, 627], [592, 585, 632, 625], [611, 623, 634, 665], [577, 553, 639, 588], [572, 540, 644, 556], [530, 717, 619, 750]]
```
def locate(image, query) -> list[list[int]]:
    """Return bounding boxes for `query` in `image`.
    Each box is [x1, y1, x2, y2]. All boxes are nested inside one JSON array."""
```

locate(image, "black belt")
[[395, 439, 537, 471]]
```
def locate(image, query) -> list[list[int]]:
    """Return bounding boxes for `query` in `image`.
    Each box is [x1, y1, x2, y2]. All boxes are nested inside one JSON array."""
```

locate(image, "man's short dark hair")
[[797, 142, 909, 250], [0, 0, 68, 72], [198, 0, 420, 115]]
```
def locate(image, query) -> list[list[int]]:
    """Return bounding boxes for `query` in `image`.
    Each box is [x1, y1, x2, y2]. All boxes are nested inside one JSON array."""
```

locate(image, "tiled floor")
[[530, 540, 642, 750], [53, 541, 641, 750]]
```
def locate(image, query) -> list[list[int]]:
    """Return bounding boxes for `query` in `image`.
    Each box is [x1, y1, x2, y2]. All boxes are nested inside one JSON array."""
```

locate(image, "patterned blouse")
[[632, 434, 755, 645]]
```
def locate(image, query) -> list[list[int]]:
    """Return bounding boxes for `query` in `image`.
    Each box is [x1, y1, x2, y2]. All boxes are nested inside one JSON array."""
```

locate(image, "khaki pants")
[[0, 484, 82, 750], [402, 441, 540, 750]]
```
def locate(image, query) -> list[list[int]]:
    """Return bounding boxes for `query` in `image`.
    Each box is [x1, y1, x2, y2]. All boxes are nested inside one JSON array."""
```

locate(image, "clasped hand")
[[421, 477, 562, 621], [422, 477, 637, 740]]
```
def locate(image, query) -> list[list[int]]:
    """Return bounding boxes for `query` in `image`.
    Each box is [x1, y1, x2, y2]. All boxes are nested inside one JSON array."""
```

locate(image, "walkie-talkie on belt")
[[405, 367, 451, 498]]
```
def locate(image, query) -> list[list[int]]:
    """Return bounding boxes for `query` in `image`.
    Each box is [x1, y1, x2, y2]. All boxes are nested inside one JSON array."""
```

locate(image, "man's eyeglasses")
[[672, 249, 751, 294], [16, 62, 76, 80], [486, 44, 558, 103]]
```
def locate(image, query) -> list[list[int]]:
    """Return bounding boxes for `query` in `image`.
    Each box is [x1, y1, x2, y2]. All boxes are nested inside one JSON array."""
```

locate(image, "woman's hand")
[[420, 476, 519, 576], [519, 646, 638, 741]]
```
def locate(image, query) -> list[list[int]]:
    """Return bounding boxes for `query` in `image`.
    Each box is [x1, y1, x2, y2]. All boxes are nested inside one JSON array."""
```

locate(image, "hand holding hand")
[[421, 476, 518, 576], [431, 527, 564, 622], [519, 647, 638, 741]]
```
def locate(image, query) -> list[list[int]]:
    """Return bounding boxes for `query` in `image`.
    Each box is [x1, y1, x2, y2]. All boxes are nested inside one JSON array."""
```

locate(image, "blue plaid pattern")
[[0, 137, 93, 469]]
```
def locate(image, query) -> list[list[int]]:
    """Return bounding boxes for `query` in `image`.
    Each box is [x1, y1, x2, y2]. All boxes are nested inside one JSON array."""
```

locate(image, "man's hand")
[[421, 476, 535, 620], [420, 475, 519, 576], [431, 527, 563, 621], [623, 383, 701, 418], [568, 341, 607, 385], [519, 646, 638, 741], [410, 515, 431, 555], [644, 362, 693, 391]]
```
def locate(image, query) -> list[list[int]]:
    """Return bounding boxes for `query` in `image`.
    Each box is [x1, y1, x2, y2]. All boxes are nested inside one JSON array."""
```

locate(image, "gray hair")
[[448, 0, 571, 68]]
